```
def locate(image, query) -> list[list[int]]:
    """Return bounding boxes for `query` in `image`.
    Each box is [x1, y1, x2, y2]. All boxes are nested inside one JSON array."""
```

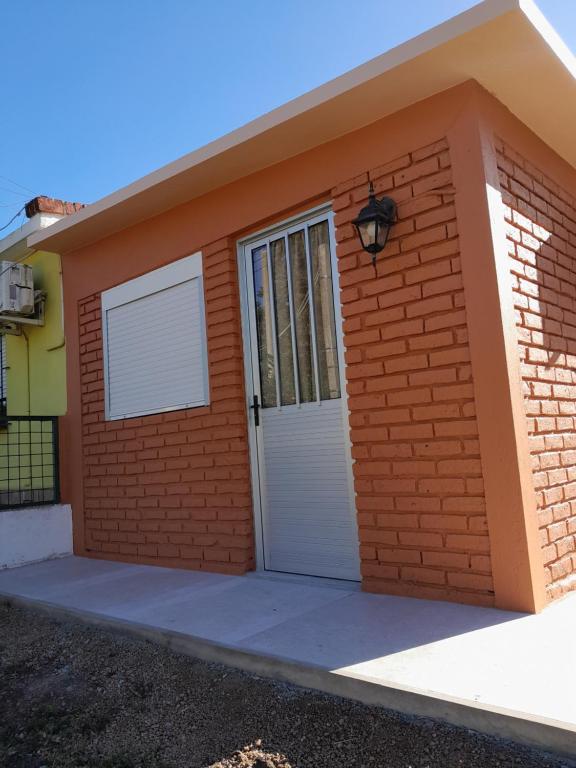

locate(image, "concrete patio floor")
[[0, 557, 574, 759]]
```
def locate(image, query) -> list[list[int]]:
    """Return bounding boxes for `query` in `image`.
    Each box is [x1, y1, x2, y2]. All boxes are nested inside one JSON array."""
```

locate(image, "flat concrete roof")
[[29, 0, 576, 254]]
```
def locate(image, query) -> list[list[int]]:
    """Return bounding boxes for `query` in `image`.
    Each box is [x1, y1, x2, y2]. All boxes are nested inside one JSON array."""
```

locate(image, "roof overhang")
[[29, 0, 576, 254]]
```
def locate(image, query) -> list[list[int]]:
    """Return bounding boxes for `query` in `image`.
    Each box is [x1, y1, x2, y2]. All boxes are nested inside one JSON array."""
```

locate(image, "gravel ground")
[[0, 601, 574, 768]]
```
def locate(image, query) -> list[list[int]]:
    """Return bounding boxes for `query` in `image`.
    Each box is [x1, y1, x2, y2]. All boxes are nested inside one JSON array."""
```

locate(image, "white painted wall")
[[0, 504, 72, 569]]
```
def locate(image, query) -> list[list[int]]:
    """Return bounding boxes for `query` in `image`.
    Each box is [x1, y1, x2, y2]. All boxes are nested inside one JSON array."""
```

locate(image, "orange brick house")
[[30, 0, 576, 613]]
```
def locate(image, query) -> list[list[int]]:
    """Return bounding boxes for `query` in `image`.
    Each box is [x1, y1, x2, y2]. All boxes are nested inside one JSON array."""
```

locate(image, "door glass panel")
[[251, 218, 341, 409], [270, 238, 296, 406], [309, 221, 341, 400], [252, 245, 276, 407], [289, 230, 316, 403]]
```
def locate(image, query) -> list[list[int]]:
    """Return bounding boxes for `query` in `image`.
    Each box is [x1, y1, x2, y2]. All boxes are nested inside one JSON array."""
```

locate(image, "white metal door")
[[242, 211, 360, 581]]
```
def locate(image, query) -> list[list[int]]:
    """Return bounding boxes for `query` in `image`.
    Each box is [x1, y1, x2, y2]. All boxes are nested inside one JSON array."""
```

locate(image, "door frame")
[[236, 203, 357, 575]]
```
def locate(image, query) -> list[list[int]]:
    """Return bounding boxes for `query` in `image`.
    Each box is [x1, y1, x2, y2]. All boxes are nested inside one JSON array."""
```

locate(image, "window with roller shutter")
[[101, 252, 209, 421]]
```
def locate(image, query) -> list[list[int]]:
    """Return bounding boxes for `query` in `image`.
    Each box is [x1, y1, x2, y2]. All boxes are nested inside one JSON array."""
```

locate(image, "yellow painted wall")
[[5, 250, 66, 416]]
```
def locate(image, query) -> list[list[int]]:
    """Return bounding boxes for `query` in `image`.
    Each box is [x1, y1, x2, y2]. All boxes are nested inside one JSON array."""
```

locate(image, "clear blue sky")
[[1, 0, 574, 234]]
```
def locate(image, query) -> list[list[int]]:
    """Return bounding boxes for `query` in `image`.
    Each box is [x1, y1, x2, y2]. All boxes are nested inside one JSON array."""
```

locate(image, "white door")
[[243, 211, 360, 581]]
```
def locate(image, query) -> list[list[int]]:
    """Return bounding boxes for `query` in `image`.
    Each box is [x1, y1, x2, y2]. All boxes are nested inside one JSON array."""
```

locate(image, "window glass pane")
[[252, 245, 276, 408], [271, 238, 296, 406], [289, 230, 316, 403], [309, 221, 341, 400]]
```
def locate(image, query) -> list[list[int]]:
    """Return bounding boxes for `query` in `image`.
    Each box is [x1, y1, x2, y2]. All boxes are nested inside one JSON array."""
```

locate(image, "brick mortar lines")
[[77, 240, 255, 575], [333, 138, 494, 606], [75, 139, 500, 604], [497, 137, 576, 601]]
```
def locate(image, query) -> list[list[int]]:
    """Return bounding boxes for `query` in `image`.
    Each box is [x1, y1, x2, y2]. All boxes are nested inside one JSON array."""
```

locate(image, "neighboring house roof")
[[0, 208, 68, 261], [29, 0, 576, 255]]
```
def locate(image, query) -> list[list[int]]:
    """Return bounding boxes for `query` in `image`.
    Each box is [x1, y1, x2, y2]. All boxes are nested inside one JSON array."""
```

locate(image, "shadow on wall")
[[497, 138, 576, 602]]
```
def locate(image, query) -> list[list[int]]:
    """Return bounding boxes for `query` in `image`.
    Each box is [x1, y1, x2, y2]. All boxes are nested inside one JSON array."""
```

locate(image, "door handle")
[[250, 394, 260, 427]]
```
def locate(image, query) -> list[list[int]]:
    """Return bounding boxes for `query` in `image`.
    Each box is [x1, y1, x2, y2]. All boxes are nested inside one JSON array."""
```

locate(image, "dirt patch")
[[0, 602, 573, 768], [208, 741, 290, 768]]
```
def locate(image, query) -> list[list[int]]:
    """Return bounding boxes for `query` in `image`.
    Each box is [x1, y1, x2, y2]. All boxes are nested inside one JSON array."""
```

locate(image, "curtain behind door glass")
[[289, 230, 316, 403], [252, 245, 277, 407], [270, 238, 296, 406], [309, 221, 341, 400]]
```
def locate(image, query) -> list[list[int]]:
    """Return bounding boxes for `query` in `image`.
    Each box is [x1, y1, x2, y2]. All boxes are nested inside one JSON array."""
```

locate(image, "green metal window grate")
[[0, 416, 60, 508]]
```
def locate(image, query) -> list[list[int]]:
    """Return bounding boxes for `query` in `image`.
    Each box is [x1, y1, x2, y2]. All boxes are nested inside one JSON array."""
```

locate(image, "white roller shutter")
[[101, 252, 208, 420]]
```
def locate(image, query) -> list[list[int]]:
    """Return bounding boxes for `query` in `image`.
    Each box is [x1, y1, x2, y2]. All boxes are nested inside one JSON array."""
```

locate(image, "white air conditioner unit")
[[0, 261, 35, 316]]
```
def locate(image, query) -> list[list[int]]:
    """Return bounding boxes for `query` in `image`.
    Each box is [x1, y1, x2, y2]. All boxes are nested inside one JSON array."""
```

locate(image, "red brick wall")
[[334, 138, 494, 606], [78, 238, 254, 574], [497, 139, 576, 601], [75, 134, 497, 605]]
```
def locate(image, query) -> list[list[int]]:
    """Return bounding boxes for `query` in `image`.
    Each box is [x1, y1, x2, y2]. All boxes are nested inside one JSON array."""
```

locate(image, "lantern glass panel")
[[358, 219, 376, 250], [376, 220, 389, 250]]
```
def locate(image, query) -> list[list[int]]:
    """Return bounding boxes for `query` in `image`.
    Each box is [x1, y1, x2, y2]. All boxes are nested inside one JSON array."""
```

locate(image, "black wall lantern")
[[352, 182, 397, 266]]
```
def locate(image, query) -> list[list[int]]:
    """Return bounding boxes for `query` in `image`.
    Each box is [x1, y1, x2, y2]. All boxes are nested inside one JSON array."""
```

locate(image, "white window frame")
[[101, 252, 209, 421]]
